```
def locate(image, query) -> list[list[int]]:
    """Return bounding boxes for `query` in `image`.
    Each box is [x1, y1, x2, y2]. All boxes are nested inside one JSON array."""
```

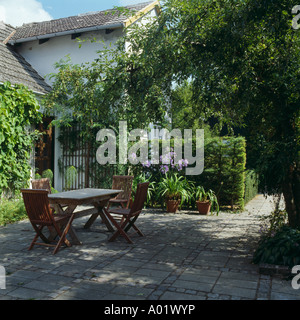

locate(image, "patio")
[[0, 194, 299, 300]]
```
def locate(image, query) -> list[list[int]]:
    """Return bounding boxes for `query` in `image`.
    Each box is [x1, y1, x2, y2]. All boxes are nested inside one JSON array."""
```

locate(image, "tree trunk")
[[282, 163, 300, 229]]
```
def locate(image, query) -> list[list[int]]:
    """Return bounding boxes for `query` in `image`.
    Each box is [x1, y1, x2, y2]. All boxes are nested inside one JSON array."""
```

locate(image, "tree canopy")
[[44, 0, 300, 226]]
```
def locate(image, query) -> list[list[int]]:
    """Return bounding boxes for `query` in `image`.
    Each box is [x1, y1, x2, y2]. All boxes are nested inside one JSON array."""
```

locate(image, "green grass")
[[0, 198, 28, 226]]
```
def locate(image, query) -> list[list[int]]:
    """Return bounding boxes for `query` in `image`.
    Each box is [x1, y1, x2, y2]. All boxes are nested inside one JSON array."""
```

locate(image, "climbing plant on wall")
[[0, 82, 42, 196]]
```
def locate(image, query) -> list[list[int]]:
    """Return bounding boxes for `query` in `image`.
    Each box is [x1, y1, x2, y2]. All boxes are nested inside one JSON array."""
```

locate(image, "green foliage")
[[170, 81, 218, 137], [92, 0, 299, 225], [244, 170, 259, 205], [131, 173, 156, 206], [41, 169, 59, 193], [252, 207, 299, 268], [0, 82, 42, 196], [156, 173, 193, 207], [64, 166, 78, 190], [0, 198, 27, 226], [42, 169, 54, 186], [253, 225, 300, 268], [191, 136, 247, 210], [194, 186, 219, 214]]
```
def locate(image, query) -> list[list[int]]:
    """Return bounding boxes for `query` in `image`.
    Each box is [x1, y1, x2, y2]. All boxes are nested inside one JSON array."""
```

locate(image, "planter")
[[196, 201, 211, 215], [166, 199, 180, 213]]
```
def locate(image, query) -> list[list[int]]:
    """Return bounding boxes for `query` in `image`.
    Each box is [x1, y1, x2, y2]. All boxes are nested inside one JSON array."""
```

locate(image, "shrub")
[[253, 225, 300, 268], [0, 82, 42, 195], [0, 198, 27, 226], [190, 136, 247, 210], [253, 207, 300, 268], [157, 173, 193, 208], [244, 170, 259, 205]]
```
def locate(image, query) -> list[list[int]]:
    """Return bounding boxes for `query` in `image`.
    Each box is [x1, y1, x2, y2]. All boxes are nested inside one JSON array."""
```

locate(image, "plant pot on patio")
[[196, 200, 211, 215], [166, 199, 180, 213], [194, 186, 219, 215]]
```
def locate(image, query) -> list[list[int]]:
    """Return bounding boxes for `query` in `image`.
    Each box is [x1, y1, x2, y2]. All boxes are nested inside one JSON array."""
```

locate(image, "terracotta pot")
[[196, 201, 211, 215], [166, 199, 180, 213]]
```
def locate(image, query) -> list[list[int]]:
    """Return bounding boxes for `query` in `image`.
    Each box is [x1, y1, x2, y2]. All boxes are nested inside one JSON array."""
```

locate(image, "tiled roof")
[[0, 21, 15, 42], [0, 42, 51, 94], [11, 2, 153, 42]]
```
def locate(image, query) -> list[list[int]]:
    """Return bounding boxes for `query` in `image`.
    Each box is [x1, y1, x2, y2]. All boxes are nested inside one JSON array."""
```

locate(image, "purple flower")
[[142, 160, 151, 168], [129, 152, 137, 161], [160, 165, 169, 174], [182, 159, 189, 167]]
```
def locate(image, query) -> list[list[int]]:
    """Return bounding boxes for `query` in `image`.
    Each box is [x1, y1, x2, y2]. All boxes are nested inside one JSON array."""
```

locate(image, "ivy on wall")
[[0, 82, 42, 196]]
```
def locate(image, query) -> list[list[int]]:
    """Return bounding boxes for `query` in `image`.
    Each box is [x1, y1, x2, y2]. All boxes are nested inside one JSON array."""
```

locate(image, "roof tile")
[[11, 2, 153, 41], [0, 42, 51, 94]]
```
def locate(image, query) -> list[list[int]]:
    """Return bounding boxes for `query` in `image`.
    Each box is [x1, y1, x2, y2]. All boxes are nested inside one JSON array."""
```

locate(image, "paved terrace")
[[0, 194, 299, 300]]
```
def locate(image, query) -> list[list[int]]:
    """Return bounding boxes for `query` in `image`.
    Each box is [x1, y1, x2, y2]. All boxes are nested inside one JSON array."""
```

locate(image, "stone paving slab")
[[0, 194, 300, 301]]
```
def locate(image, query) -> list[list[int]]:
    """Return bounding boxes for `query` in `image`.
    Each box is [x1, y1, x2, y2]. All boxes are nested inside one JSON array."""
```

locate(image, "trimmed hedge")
[[191, 136, 247, 210], [244, 169, 259, 205]]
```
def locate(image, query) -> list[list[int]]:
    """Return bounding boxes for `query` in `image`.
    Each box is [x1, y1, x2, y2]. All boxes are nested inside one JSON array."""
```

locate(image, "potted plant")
[[157, 173, 192, 213], [195, 186, 219, 215]]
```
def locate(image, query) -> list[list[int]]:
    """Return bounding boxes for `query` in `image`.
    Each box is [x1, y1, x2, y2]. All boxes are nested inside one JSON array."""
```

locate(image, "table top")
[[48, 188, 122, 202]]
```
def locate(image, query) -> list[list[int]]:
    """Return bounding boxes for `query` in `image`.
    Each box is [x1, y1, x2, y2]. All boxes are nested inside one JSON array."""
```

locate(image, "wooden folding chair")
[[105, 182, 149, 244], [106, 175, 134, 209], [21, 189, 74, 254], [31, 178, 52, 194]]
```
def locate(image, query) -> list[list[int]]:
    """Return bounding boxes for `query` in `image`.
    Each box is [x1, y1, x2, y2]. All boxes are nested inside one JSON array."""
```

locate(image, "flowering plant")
[[156, 173, 192, 205], [141, 148, 189, 175], [159, 149, 189, 174], [139, 148, 191, 208]]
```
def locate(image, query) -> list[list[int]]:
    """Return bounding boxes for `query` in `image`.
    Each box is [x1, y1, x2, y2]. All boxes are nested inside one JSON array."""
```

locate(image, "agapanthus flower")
[[142, 160, 151, 168]]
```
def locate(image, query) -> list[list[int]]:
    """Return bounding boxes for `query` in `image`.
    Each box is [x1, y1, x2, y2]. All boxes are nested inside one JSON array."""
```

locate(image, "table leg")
[[84, 200, 114, 231], [49, 204, 82, 245]]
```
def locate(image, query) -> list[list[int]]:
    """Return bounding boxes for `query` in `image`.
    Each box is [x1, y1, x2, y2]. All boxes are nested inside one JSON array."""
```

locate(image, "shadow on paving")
[[0, 195, 299, 300]]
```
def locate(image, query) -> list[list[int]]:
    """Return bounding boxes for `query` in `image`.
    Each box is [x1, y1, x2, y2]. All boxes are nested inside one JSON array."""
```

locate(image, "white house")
[[1, 1, 160, 191]]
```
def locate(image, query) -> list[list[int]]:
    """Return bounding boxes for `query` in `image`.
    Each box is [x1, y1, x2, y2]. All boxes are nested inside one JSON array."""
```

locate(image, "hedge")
[[244, 169, 259, 205], [191, 136, 247, 210]]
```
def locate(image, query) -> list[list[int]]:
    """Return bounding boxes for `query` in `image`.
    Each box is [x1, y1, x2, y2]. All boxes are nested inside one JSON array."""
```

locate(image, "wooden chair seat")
[[105, 182, 149, 244], [107, 175, 134, 209], [21, 189, 74, 254]]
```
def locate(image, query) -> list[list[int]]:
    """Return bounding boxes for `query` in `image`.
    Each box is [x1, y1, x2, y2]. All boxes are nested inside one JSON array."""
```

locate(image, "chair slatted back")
[[21, 189, 54, 226], [130, 182, 149, 214], [31, 178, 51, 194], [112, 175, 134, 200]]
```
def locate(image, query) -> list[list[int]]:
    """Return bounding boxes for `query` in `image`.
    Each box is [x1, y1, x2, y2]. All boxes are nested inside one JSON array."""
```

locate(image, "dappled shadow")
[[1, 197, 287, 300]]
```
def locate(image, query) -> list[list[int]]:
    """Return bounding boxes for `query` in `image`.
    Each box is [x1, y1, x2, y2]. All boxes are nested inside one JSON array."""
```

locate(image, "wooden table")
[[48, 188, 122, 245]]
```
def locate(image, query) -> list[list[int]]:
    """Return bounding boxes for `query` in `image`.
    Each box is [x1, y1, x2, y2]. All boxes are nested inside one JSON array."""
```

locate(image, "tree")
[[110, 0, 300, 227], [168, 0, 300, 228], [43, 8, 172, 187], [44, 0, 300, 227]]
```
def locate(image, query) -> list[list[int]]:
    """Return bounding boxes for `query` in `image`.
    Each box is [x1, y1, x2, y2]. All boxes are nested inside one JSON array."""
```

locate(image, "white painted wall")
[[16, 28, 123, 85]]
